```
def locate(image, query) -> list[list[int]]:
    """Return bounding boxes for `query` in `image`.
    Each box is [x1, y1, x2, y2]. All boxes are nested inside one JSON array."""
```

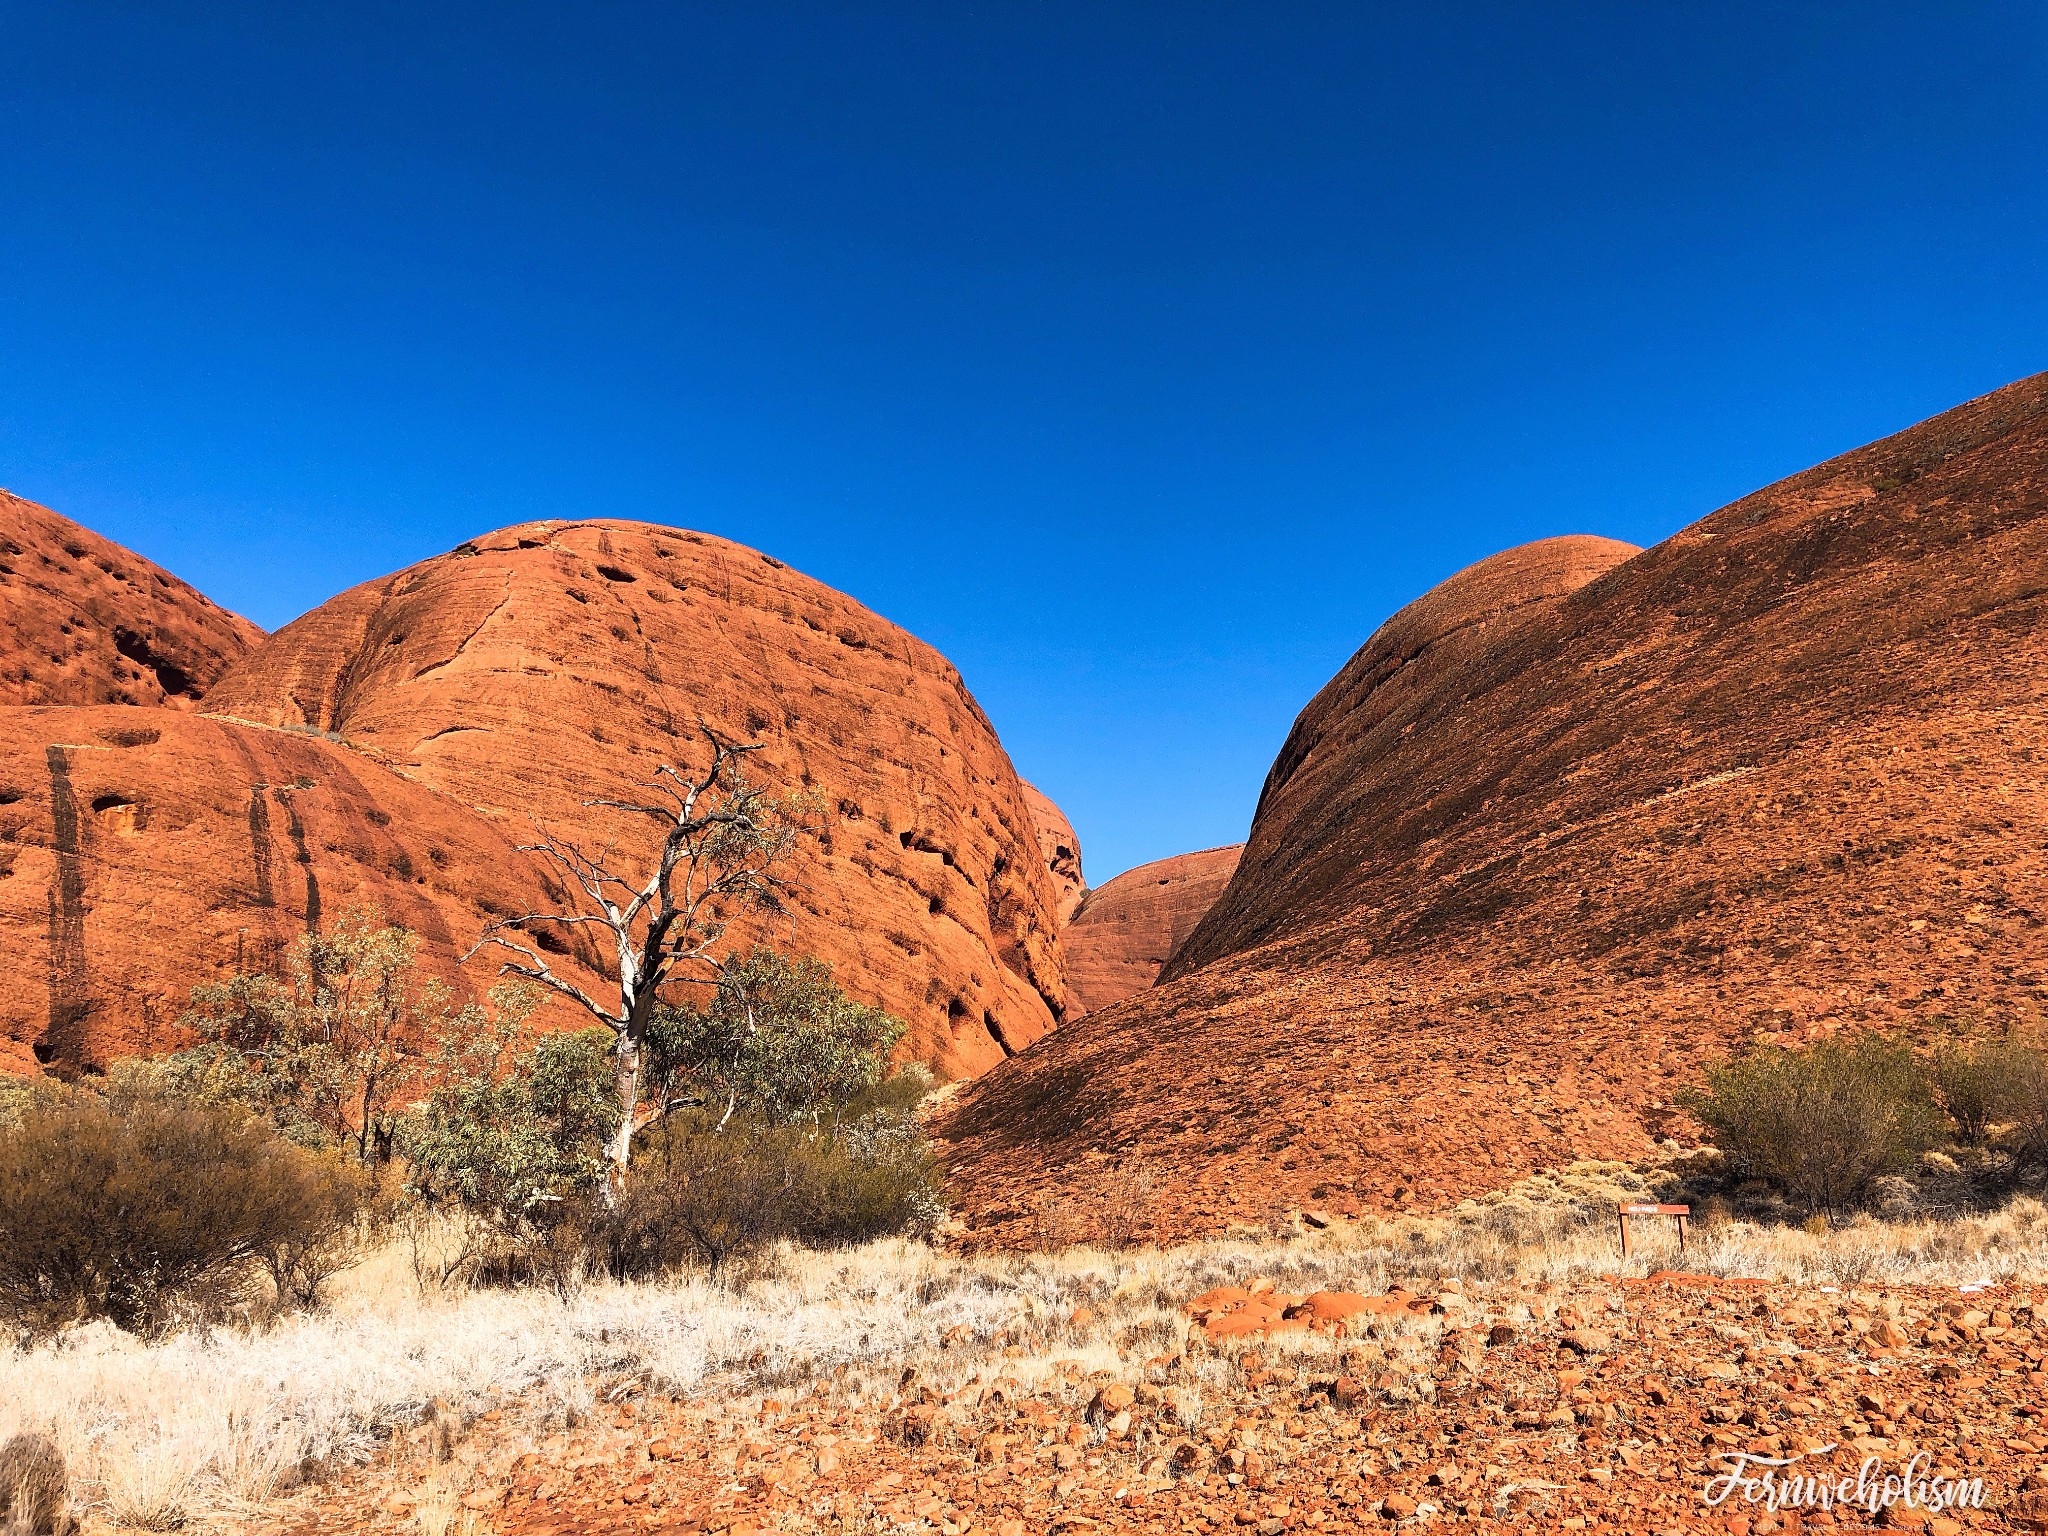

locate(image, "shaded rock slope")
[[1063, 844, 1244, 1014], [0, 490, 262, 707], [205, 520, 1068, 1077], [937, 374, 2048, 1246]]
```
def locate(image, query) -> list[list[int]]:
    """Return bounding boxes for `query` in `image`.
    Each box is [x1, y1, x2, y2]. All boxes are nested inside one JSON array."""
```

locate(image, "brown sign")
[[1617, 1202, 1692, 1258]]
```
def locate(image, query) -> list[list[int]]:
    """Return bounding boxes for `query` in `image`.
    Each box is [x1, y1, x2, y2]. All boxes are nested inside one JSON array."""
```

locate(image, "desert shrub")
[[592, 1122, 790, 1277], [256, 1152, 387, 1310], [840, 1062, 939, 1117], [396, 1023, 617, 1290], [1931, 1035, 2046, 1146], [645, 948, 907, 1127], [1682, 1035, 1948, 1220], [1998, 1051, 2048, 1169], [180, 908, 540, 1164], [594, 1098, 944, 1277], [0, 1091, 370, 1335], [785, 1108, 945, 1245], [391, 947, 926, 1289]]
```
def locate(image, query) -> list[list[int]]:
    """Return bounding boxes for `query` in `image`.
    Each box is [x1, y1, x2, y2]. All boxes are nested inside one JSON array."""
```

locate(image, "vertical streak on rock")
[[278, 790, 321, 934], [40, 745, 90, 1067], [246, 784, 277, 908]]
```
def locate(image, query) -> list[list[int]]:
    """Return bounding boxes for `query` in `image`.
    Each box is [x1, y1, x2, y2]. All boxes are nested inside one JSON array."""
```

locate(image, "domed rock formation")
[[1062, 844, 1244, 1014], [205, 520, 1068, 1077], [0, 491, 263, 707], [937, 373, 2048, 1247], [0, 707, 607, 1075], [1020, 781, 1087, 926]]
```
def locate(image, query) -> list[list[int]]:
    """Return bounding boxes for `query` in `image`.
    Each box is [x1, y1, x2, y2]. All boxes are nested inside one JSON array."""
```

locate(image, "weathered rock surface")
[[0, 490, 262, 707], [1020, 781, 1087, 926], [0, 707, 606, 1075], [1063, 844, 1244, 1014], [938, 374, 2048, 1245], [205, 520, 1068, 1077]]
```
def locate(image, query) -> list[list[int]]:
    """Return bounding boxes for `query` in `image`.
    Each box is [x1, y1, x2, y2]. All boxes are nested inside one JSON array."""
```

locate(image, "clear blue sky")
[[3, 4, 2044, 880]]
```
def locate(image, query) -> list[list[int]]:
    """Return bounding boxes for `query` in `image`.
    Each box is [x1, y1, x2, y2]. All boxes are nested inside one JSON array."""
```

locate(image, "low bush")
[[593, 1095, 944, 1278], [1931, 1034, 2044, 1147], [1998, 1049, 2048, 1169], [395, 1025, 617, 1292], [0, 1090, 371, 1335], [1682, 1034, 1949, 1220]]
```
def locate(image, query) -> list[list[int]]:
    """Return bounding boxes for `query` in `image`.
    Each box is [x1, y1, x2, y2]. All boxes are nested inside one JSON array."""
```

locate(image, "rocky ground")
[[261, 1270, 2048, 1536]]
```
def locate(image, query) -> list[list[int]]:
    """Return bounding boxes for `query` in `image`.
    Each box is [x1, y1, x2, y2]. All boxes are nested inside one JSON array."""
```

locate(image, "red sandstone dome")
[[0, 491, 262, 707], [937, 373, 2048, 1247], [2, 511, 1067, 1080], [204, 519, 1069, 1077], [1062, 844, 1244, 1014]]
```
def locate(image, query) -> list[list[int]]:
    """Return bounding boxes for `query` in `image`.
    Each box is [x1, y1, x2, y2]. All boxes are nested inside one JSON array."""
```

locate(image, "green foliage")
[[179, 906, 514, 1163], [842, 1062, 938, 1119], [1682, 1034, 1950, 1219], [0, 1087, 371, 1335], [595, 1096, 944, 1276], [1931, 1034, 2046, 1147], [646, 948, 907, 1126], [788, 1103, 946, 1245], [397, 1018, 618, 1236]]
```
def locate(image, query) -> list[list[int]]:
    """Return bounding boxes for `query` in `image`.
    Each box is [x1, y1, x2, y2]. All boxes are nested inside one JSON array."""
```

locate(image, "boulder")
[[1019, 781, 1087, 926], [0, 706, 606, 1073]]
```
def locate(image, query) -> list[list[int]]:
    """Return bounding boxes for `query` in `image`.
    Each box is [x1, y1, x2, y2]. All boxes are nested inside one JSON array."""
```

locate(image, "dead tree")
[[465, 730, 804, 1182]]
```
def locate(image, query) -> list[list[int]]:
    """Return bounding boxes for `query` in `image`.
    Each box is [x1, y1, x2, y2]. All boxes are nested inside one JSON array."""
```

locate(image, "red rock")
[[1086, 1384, 1135, 1421], [1285, 1291, 1406, 1330], [1185, 1286, 1257, 1320], [939, 373, 2048, 1244], [1203, 1308, 1283, 1342], [1020, 781, 1087, 926], [0, 490, 261, 707], [202, 519, 1068, 1077], [1061, 844, 1242, 1014], [0, 706, 607, 1073]]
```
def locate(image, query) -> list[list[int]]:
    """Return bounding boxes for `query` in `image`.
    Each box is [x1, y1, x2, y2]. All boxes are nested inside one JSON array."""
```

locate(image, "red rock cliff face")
[[205, 520, 1068, 1077], [0, 491, 263, 707], [1020, 781, 1087, 926], [0, 707, 607, 1075], [938, 374, 2048, 1246], [1062, 845, 1244, 1014]]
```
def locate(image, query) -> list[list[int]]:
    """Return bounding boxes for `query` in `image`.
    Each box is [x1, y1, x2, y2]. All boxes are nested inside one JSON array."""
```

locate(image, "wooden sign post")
[[1617, 1202, 1691, 1259]]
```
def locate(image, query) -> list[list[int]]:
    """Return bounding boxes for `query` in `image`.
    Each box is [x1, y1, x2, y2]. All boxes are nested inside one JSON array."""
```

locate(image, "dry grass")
[[9, 1178, 2048, 1530]]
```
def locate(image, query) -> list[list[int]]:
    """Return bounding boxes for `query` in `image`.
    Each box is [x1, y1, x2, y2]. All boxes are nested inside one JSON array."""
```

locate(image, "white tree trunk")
[[610, 1033, 641, 1189]]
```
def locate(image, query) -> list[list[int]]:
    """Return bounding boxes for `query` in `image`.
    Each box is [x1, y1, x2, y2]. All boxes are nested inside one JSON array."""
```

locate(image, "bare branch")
[[461, 932, 625, 1031]]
